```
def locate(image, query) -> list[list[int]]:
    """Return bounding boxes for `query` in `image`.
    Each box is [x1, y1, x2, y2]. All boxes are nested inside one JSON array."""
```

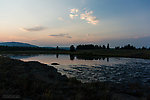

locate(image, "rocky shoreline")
[[0, 56, 149, 100]]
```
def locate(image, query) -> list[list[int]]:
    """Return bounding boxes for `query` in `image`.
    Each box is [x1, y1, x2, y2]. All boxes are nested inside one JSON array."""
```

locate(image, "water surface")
[[10, 54, 150, 84]]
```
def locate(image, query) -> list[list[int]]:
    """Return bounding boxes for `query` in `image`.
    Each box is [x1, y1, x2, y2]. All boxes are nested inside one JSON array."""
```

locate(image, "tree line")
[[76, 44, 110, 50], [70, 44, 150, 51], [115, 44, 149, 50], [0, 44, 149, 52], [69, 44, 110, 51]]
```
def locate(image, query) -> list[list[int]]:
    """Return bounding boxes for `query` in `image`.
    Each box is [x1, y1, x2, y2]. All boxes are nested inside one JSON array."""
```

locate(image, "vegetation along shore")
[[0, 44, 150, 59]]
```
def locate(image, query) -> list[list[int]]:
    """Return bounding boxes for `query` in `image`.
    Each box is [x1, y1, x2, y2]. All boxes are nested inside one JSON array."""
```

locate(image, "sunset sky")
[[0, 0, 150, 47]]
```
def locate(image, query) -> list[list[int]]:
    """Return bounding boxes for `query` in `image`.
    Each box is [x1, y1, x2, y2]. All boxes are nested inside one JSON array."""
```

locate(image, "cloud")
[[68, 8, 99, 25], [80, 11, 99, 25], [69, 14, 78, 19], [49, 33, 72, 38], [70, 8, 79, 13], [69, 8, 79, 19], [20, 26, 47, 32], [58, 17, 64, 21]]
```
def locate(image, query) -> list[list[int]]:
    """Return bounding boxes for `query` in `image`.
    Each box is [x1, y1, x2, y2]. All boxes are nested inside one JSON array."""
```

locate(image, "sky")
[[0, 0, 150, 47]]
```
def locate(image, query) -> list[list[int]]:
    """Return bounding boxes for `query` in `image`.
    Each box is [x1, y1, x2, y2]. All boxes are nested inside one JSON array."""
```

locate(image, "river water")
[[10, 54, 150, 84]]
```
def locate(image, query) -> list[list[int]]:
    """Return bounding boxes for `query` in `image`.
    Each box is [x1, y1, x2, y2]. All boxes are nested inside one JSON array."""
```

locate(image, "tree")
[[95, 45, 99, 49], [70, 45, 75, 52], [99, 45, 102, 49], [121, 44, 136, 50], [142, 46, 147, 50], [107, 44, 110, 49], [115, 46, 120, 50], [56, 46, 59, 50], [102, 45, 106, 49]]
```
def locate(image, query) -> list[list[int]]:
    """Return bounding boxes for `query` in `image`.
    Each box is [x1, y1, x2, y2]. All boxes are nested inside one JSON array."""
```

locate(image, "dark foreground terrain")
[[0, 56, 149, 100]]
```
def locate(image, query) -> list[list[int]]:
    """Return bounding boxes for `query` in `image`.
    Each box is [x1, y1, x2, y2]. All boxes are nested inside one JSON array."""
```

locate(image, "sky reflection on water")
[[10, 54, 150, 84]]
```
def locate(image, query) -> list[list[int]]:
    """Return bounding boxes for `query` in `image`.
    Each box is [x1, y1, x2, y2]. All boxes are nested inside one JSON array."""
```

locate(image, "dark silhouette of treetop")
[[56, 46, 59, 50], [115, 44, 136, 50], [70, 45, 75, 52], [107, 44, 110, 49], [76, 44, 110, 50], [102, 45, 106, 49]]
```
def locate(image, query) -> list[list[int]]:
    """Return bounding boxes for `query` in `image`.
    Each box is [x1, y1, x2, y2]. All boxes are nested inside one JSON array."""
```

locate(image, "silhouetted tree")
[[56, 46, 59, 50], [115, 46, 120, 50], [76, 44, 110, 50], [102, 45, 106, 49], [142, 46, 147, 50], [76, 44, 94, 50], [107, 44, 110, 49], [70, 45, 75, 52], [95, 45, 99, 49], [120, 44, 136, 50], [99, 45, 102, 49]]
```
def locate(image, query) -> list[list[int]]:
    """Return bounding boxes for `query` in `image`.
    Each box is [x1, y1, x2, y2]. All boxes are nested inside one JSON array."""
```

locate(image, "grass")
[[1, 49, 150, 59]]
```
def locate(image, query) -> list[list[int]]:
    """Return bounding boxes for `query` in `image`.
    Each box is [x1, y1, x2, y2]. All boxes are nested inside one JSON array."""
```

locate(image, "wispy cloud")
[[69, 8, 79, 19], [49, 33, 72, 38], [70, 8, 79, 13], [58, 17, 64, 21], [80, 11, 99, 25], [68, 8, 99, 25], [20, 26, 47, 32], [69, 14, 78, 19]]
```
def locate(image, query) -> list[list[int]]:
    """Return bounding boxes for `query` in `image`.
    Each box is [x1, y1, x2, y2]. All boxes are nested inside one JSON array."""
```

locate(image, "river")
[[10, 54, 150, 84]]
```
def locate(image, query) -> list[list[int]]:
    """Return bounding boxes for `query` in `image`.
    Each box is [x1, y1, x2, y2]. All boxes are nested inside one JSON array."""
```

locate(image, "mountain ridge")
[[0, 42, 38, 47]]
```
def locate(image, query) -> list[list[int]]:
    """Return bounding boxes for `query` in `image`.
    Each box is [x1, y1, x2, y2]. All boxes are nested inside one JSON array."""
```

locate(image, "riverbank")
[[0, 56, 149, 100], [1, 49, 150, 59]]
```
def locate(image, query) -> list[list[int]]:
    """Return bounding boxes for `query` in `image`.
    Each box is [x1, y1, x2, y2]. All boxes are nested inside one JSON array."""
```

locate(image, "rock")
[[51, 62, 60, 65]]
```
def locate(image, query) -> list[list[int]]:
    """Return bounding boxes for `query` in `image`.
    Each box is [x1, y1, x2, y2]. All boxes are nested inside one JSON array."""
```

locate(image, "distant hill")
[[42, 47, 70, 50], [0, 42, 38, 47], [60, 47, 70, 50]]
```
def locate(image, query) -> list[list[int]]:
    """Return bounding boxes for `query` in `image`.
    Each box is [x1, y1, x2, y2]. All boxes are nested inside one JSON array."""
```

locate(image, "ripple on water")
[[59, 61, 150, 85]]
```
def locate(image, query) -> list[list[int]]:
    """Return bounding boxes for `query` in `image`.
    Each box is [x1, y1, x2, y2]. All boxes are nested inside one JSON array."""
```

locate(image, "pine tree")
[[56, 46, 59, 50], [70, 45, 75, 52], [107, 44, 110, 49]]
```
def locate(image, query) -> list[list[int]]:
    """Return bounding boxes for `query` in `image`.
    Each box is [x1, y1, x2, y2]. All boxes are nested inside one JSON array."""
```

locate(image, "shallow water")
[[10, 54, 150, 84]]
